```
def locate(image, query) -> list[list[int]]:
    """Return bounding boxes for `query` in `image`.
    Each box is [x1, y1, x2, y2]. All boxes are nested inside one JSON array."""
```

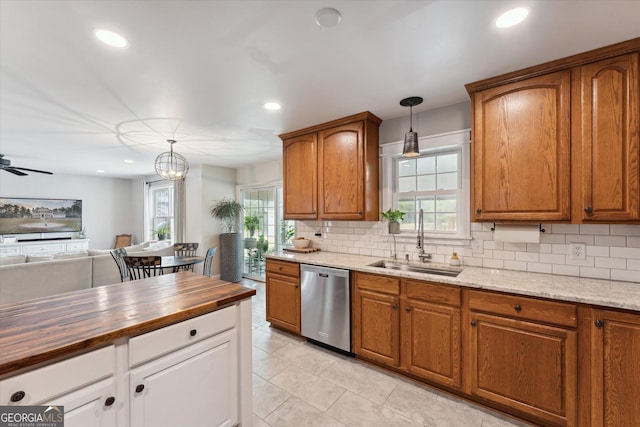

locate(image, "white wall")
[[236, 159, 283, 187], [1, 172, 135, 249]]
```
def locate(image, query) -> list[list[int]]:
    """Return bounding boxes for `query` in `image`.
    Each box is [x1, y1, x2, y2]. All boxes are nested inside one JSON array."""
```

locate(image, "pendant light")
[[400, 96, 423, 157], [155, 139, 189, 180]]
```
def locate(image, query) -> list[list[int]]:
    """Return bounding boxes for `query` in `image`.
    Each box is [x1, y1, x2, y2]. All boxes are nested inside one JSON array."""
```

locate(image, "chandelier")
[[155, 139, 189, 180]]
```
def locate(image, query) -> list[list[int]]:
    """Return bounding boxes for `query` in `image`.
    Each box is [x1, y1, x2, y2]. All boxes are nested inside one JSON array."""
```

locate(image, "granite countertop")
[[0, 272, 256, 375], [267, 251, 640, 312]]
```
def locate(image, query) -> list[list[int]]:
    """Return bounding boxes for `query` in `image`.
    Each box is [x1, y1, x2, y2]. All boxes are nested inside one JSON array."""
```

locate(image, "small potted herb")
[[153, 224, 170, 240], [243, 215, 260, 248], [381, 209, 405, 234]]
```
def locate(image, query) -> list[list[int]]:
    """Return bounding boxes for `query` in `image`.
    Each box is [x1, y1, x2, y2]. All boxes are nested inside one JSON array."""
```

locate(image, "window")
[[147, 181, 175, 242], [381, 130, 470, 241]]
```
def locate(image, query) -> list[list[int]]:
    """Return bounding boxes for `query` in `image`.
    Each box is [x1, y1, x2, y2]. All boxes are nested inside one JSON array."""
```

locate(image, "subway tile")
[[551, 244, 569, 255], [504, 260, 527, 271], [527, 263, 552, 274], [595, 257, 626, 269], [611, 247, 640, 259], [627, 236, 640, 248], [580, 267, 610, 280], [586, 246, 609, 257], [579, 224, 610, 235], [552, 264, 580, 277], [551, 224, 580, 234], [472, 231, 493, 241], [515, 251, 539, 262], [565, 257, 595, 267], [483, 258, 504, 269], [595, 235, 626, 247], [610, 224, 640, 236], [463, 257, 483, 267], [627, 259, 640, 271], [484, 241, 504, 250], [539, 253, 566, 264], [504, 242, 527, 251], [611, 269, 640, 283], [541, 233, 565, 244], [493, 250, 515, 260], [566, 234, 594, 245]]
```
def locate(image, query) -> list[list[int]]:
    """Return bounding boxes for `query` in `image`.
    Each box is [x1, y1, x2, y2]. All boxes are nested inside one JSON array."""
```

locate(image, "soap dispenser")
[[449, 251, 460, 266]]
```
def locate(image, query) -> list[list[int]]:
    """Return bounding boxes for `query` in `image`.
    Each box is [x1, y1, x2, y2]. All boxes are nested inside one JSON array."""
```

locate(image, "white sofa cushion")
[[54, 251, 89, 259], [26, 254, 54, 263]]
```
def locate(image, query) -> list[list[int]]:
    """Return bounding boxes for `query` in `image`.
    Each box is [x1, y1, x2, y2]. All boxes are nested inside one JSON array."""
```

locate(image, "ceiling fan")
[[0, 154, 53, 176]]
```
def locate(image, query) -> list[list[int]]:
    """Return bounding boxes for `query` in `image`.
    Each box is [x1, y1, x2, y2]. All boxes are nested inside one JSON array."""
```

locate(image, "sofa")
[[0, 242, 174, 305]]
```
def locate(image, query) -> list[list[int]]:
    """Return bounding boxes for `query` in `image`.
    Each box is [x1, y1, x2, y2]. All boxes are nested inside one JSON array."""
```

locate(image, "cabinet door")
[[472, 70, 571, 221], [318, 121, 365, 219], [283, 133, 317, 219], [401, 298, 461, 389], [130, 332, 238, 427], [591, 309, 640, 426], [574, 53, 640, 222], [266, 273, 301, 333], [469, 312, 577, 426], [352, 287, 400, 367], [48, 378, 117, 427]]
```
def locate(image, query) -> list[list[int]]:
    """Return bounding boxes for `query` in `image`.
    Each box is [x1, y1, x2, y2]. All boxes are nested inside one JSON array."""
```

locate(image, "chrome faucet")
[[416, 208, 431, 262]]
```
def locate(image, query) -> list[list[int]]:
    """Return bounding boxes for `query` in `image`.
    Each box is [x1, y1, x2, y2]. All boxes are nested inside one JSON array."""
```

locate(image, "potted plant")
[[153, 224, 170, 240], [210, 198, 244, 282], [243, 215, 260, 248], [381, 208, 405, 234]]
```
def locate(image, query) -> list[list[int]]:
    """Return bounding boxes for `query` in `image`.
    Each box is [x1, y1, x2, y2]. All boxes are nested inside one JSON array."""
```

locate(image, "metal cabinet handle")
[[392, 303, 398, 310], [476, 208, 482, 214], [10, 391, 25, 402], [135, 384, 145, 393], [189, 329, 197, 337], [584, 206, 593, 214], [105, 396, 116, 407], [470, 320, 477, 327], [514, 304, 522, 312], [405, 307, 412, 312], [595, 320, 604, 328]]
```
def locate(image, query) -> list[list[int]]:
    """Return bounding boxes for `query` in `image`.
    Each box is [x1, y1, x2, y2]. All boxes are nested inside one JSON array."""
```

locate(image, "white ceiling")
[[1, 0, 639, 178]]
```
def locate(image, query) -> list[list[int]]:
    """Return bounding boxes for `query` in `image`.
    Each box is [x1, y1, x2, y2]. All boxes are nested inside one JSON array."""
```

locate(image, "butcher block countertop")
[[0, 272, 256, 376]]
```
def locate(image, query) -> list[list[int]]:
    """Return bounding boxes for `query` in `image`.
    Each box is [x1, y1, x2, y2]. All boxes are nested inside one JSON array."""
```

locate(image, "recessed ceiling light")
[[94, 29, 129, 48], [264, 102, 281, 111], [315, 8, 342, 28], [123, 159, 134, 163], [495, 7, 529, 28]]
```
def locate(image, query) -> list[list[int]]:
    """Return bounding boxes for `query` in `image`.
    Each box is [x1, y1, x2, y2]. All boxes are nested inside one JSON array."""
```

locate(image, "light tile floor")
[[242, 279, 531, 427]]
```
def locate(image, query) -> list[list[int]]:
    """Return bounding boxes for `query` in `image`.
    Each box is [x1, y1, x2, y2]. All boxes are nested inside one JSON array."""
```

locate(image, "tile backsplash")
[[296, 221, 640, 284]]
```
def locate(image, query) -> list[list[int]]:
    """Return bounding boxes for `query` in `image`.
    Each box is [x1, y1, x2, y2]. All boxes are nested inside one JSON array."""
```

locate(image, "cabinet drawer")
[[468, 290, 577, 328], [0, 246, 20, 256], [22, 243, 66, 254], [66, 241, 88, 251], [406, 280, 461, 307], [0, 345, 115, 406], [266, 259, 300, 278], [355, 272, 400, 295], [129, 306, 236, 367]]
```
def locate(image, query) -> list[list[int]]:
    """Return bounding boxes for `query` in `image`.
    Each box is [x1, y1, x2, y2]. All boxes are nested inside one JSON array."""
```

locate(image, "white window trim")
[[380, 129, 471, 243]]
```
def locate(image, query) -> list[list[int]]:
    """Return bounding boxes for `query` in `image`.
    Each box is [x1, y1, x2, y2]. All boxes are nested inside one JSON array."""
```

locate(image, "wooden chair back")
[[124, 256, 163, 280], [114, 234, 132, 249], [173, 242, 199, 256], [110, 248, 129, 282], [203, 247, 217, 277]]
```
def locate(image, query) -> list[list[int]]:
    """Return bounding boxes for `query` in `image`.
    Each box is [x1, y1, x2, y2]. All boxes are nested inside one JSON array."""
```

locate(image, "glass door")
[[240, 186, 294, 281]]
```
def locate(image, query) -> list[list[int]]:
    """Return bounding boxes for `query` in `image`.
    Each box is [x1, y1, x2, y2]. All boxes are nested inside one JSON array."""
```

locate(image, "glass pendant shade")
[[400, 96, 423, 157], [155, 139, 189, 180]]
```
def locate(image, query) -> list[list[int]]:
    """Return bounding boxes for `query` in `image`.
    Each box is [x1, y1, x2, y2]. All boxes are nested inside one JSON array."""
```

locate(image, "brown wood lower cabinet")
[[468, 290, 577, 426], [353, 273, 462, 390], [265, 259, 300, 333], [590, 309, 640, 426]]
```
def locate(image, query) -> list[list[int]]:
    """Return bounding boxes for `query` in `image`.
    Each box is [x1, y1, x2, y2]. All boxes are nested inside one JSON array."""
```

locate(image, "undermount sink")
[[368, 260, 462, 277]]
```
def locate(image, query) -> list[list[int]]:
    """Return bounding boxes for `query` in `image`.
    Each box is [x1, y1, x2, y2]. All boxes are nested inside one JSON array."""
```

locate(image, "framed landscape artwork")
[[0, 197, 82, 235]]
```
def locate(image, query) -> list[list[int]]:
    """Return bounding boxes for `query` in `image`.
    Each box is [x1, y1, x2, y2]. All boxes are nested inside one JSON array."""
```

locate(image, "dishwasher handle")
[[319, 273, 329, 278]]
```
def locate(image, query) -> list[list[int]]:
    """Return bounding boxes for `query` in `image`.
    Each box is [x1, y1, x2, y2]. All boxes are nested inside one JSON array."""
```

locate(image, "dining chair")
[[114, 234, 132, 249], [110, 248, 129, 282], [174, 242, 199, 271], [123, 256, 163, 280], [202, 246, 217, 277]]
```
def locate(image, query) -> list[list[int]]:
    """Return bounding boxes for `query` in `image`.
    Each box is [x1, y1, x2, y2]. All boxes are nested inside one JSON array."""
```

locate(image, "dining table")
[[161, 255, 204, 272]]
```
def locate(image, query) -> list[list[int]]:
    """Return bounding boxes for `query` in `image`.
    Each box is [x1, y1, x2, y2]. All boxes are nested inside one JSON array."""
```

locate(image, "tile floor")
[[242, 279, 531, 427]]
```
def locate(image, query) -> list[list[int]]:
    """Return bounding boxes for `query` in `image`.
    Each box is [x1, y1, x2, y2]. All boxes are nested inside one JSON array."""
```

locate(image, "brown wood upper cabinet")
[[467, 38, 640, 223], [470, 71, 571, 221], [280, 111, 382, 220]]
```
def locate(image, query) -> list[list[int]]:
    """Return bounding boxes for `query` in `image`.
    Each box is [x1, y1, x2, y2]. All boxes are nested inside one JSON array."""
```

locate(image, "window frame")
[[380, 129, 471, 242], [146, 181, 175, 243]]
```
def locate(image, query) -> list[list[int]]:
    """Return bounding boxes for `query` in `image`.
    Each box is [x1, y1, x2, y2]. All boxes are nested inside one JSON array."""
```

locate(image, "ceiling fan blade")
[[11, 166, 53, 175], [3, 167, 28, 176]]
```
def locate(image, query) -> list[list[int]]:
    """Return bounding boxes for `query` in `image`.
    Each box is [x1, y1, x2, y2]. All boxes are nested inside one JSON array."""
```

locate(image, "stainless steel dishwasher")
[[300, 264, 351, 353]]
